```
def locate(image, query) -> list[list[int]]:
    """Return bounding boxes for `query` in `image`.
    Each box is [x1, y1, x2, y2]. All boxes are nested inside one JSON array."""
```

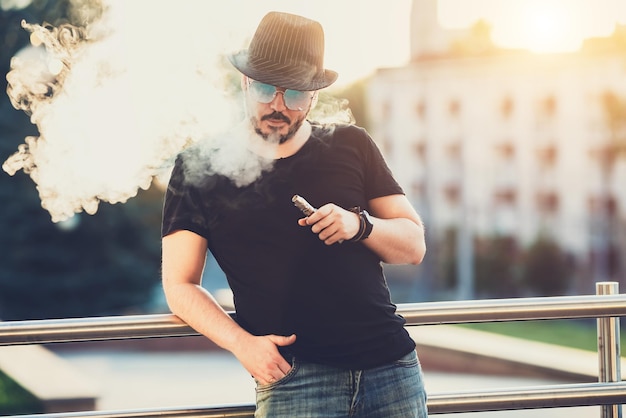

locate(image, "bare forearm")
[[363, 216, 426, 265], [300, 194, 426, 264], [164, 282, 249, 353], [164, 280, 295, 384], [161, 230, 294, 384]]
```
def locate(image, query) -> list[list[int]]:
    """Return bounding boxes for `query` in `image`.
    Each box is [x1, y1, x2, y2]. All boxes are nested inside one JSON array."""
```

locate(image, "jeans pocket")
[[394, 350, 419, 368], [255, 358, 300, 392]]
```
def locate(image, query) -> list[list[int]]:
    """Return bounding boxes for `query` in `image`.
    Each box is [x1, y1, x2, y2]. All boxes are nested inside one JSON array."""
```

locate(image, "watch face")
[[361, 210, 373, 239]]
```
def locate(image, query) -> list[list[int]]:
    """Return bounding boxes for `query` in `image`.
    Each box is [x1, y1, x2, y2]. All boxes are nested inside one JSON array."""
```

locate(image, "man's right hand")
[[233, 333, 296, 385]]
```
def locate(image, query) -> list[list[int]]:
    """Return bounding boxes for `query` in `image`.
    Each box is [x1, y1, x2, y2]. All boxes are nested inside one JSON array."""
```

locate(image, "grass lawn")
[[0, 370, 43, 415], [457, 318, 626, 353]]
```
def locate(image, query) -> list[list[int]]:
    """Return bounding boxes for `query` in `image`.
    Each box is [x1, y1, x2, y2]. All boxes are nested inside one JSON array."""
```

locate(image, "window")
[[539, 95, 557, 118], [588, 195, 617, 216], [448, 99, 461, 118], [415, 100, 427, 120], [493, 188, 517, 205], [495, 141, 515, 159], [413, 140, 427, 160], [500, 96, 514, 119], [536, 191, 559, 213], [446, 140, 462, 159], [536, 145, 557, 167], [443, 183, 460, 205]]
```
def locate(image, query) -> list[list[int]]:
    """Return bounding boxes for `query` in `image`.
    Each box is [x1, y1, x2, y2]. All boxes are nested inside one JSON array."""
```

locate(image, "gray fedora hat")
[[228, 11, 338, 91]]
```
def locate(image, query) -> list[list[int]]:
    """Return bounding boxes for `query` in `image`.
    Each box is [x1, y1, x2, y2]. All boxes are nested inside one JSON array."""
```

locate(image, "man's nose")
[[270, 91, 287, 112]]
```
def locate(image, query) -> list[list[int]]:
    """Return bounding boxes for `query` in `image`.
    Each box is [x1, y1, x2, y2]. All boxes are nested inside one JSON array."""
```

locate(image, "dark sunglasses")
[[247, 79, 314, 111]]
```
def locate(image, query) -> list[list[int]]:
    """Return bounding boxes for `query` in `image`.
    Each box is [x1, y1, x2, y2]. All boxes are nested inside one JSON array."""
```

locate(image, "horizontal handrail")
[[11, 381, 626, 417], [14, 403, 256, 418], [2, 294, 626, 346], [2, 289, 625, 417], [400, 293, 626, 324], [0, 314, 196, 346], [428, 381, 626, 413]]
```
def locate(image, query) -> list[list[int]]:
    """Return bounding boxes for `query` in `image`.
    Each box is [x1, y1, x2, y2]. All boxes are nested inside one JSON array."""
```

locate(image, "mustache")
[[261, 111, 291, 124]]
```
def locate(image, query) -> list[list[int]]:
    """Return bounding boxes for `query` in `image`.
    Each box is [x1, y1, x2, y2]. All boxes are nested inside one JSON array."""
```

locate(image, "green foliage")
[[0, 179, 165, 320], [330, 78, 370, 129], [438, 227, 460, 290], [522, 235, 572, 296], [0, 0, 164, 321], [439, 229, 574, 298], [473, 235, 521, 298], [0, 370, 43, 415], [459, 319, 626, 353]]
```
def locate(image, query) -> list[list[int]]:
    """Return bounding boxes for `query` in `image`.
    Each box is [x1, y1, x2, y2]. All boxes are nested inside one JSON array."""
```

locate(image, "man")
[[161, 11, 428, 417]]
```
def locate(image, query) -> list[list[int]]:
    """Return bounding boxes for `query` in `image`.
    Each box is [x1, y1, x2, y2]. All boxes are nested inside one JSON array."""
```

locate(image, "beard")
[[252, 111, 306, 144]]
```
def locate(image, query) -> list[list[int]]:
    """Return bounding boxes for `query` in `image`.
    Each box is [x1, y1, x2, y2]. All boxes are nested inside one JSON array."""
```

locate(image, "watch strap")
[[348, 207, 373, 242]]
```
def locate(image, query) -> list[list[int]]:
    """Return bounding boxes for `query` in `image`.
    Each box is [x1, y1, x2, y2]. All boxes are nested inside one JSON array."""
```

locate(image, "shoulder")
[[311, 123, 374, 147], [313, 122, 367, 136]]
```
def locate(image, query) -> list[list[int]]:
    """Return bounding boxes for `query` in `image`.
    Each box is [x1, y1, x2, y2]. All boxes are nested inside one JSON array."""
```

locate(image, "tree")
[[331, 78, 369, 129], [473, 235, 521, 298], [591, 91, 626, 285], [450, 20, 497, 56], [522, 236, 572, 296], [0, 1, 163, 320]]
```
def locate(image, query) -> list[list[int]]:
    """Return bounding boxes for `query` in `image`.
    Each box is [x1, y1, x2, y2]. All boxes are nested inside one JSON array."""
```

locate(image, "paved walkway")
[[57, 349, 600, 417]]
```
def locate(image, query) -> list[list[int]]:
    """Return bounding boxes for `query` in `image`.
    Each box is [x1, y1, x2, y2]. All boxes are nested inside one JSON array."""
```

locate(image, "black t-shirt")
[[162, 123, 415, 369]]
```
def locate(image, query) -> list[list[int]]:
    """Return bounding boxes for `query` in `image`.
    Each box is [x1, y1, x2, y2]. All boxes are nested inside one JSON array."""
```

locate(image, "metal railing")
[[1, 282, 624, 417]]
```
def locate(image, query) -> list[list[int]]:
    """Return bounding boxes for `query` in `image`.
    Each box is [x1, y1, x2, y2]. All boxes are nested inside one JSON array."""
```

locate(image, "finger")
[[268, 334, 296, 346], [267, 366, 286, 383], [256, 367, 279, 385], [320, 224, 344, 243], [312, 218, 334, 235], [304, 209, 324, 225], [276, 358, 291, 374], [329, 238, 344, 245]]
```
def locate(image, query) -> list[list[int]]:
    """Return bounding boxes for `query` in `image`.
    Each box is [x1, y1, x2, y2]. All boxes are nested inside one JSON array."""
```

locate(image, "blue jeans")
[[255, 350, 428, 417]]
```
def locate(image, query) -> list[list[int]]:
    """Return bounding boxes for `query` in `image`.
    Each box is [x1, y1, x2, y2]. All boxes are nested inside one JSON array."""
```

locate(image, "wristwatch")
[[348, 207, 374, 242]]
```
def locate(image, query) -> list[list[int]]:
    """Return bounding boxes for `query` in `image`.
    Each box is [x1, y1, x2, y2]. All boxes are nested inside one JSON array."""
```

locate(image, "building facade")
[[367, 0, 626, 296]]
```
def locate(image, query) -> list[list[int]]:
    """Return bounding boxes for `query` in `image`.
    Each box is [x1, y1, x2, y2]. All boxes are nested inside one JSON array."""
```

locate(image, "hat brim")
[[228, 51, 338, 91]]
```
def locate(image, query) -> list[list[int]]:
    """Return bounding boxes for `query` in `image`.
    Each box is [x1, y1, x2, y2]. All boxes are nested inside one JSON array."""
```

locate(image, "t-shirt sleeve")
[[358, 127, 404, 200], [161, 156, 210, 239]]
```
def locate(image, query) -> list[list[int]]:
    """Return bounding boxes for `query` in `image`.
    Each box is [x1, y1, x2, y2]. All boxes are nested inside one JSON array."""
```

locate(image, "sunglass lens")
[[249, 80, 312, 110], [283, 90, 311, 111], [250, 82, 276, 103]]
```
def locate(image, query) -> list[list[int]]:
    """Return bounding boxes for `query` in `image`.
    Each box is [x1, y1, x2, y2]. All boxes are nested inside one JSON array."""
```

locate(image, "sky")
[[438, 0, 626, 53], [218, 0, 626, 85], [5, 0, 626, 85], [165, 1, 416, 87]]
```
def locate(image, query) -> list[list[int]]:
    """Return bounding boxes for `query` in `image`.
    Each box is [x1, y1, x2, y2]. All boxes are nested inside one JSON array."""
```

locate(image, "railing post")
[[597, 281, 622, 418]]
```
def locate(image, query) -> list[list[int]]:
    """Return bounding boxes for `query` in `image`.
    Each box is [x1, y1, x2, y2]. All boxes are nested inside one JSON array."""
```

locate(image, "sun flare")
[[439, 0, 621, 53], [490, 0, 588, 53], [523, 5, 579, 52]]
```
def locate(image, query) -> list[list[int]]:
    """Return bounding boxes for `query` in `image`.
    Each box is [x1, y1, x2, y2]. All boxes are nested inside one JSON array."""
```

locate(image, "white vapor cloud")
[[3, 0, 248, 222]]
